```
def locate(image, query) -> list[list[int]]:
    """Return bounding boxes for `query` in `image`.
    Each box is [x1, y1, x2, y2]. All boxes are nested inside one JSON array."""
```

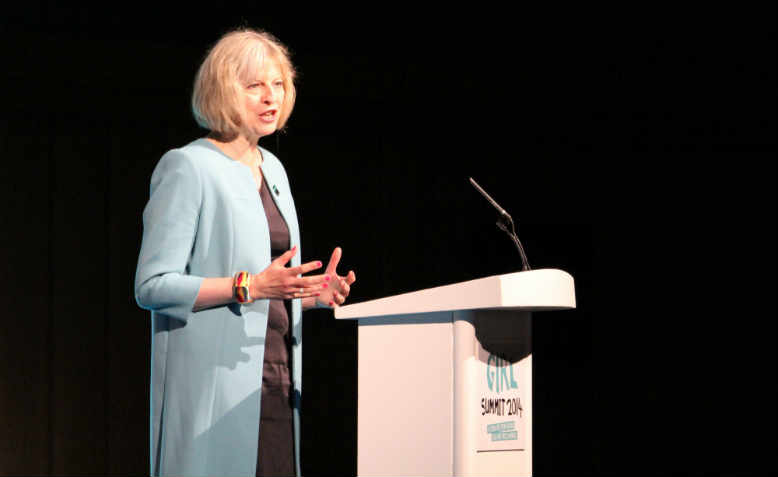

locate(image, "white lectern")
[[335, 269, 576, 477]]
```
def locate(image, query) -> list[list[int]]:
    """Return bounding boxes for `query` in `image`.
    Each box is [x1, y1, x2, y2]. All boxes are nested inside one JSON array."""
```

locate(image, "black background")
[[0, 4, 775, 476]]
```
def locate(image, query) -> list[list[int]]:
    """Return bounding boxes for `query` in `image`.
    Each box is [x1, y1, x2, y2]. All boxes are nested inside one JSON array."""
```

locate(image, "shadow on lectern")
[[474, 310, 532, 365]]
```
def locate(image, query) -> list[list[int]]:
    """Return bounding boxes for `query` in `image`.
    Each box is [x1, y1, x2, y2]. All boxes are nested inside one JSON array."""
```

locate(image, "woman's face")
[[240, 59, 285, 141]]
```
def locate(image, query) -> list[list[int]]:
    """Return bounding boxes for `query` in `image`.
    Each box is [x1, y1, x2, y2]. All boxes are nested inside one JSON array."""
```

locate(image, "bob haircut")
[[192, 28, 297, 136]]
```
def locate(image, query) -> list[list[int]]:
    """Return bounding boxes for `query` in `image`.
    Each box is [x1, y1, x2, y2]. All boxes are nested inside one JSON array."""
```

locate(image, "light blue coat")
[[135, 138, 303, 477]]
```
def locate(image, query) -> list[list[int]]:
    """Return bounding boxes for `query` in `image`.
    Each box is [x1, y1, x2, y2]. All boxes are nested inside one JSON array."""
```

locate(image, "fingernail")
[[329, 301, 334, 306], [325, 275, 331, 281], [316, 261, 322, 267], [322, 283, 328, 288], [315, 292, 321, 297]]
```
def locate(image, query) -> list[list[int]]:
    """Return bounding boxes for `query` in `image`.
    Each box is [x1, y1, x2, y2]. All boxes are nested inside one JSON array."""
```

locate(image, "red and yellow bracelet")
[[233, 271, 253, 304]]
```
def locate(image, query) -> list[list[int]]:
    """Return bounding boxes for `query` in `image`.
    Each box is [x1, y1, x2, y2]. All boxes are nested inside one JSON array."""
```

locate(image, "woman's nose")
[[261, 85, 278, 104]]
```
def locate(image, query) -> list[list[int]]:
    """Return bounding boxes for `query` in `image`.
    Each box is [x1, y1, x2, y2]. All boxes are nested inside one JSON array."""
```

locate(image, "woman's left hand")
[[317, 247, 356, 308]]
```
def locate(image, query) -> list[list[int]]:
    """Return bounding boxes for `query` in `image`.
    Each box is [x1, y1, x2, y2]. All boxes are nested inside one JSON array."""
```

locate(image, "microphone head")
[[469, 177, 509, 219]]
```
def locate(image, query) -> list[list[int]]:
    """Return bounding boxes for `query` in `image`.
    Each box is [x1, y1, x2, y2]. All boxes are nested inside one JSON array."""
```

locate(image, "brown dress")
[[256, 174, 295, 477]]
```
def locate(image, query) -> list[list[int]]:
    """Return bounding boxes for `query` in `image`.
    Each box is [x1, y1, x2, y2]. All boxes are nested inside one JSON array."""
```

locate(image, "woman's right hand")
[[250, 246, 330, 300]]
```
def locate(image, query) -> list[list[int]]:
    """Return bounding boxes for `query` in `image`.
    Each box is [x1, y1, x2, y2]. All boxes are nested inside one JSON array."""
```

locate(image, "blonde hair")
[[192, 28, 297, 136]]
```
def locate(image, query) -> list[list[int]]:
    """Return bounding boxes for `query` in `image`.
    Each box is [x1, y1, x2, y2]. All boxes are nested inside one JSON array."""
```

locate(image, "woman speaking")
[[135, 28, 356, 477]]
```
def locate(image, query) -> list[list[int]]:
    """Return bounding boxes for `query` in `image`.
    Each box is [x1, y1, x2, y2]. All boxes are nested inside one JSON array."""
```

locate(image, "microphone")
[[469, 177, 511, 221], [469, 177, 531, 271]]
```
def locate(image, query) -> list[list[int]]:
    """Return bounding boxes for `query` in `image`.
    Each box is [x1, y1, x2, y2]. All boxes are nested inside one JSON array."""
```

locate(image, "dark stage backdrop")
[[1, 6, 775, 477]]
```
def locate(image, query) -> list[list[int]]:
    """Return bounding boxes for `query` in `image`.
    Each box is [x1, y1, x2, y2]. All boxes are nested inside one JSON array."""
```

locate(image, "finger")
[[326, 293, 341, 308], [292, 260, 323, 276], [287, 284, 324, 298], [274, 246, 298, 266], [290, 290, 321, 299], [325, 247, 342, 275], [345, 270, 356, 285], [333, 291, 345, 305], [295, 274, 330, 287], [286, 282, 325, 295], [338, 279, 350, 297]]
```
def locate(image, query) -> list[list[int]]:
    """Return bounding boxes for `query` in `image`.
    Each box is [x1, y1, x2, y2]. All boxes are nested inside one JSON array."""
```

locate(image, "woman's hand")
[[251, 246, 330, 300], [315, 247, 356, 308]]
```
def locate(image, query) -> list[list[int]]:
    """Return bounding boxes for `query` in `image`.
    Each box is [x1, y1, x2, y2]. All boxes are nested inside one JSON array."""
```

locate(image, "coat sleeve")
[[135, 149, 205, 322]]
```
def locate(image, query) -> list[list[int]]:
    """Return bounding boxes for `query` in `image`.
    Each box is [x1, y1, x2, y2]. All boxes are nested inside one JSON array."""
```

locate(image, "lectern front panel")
[[357, 312, 454, 476]]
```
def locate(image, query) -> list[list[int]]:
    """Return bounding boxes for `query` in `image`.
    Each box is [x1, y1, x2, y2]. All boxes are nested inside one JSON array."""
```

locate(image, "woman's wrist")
[[249, 272, 265, 301], [302, 296, 331, 311]]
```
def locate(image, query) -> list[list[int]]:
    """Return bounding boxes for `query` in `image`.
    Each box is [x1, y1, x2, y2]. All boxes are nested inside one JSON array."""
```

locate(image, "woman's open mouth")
[[259, 110, 277, 122]]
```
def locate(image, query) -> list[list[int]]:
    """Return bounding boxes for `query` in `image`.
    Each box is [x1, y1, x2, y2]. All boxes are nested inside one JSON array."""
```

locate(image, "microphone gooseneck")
[[469, 177, 531, 271]]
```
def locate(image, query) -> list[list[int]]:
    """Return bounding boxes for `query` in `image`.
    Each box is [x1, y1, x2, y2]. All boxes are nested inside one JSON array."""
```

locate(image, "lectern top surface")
[[335, 268, 576, 320]]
